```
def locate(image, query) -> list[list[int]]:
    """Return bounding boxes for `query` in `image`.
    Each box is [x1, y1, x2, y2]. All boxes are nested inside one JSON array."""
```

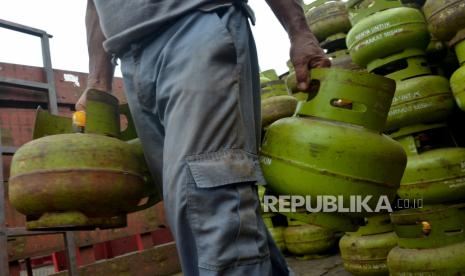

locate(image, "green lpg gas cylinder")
[[284, 71, 309, 102], [423, 0, 465, 41], [346, 0, 403, 26], [260, 70, 287, 99], [305, 0, 351, 49], [261, 96, 298, 128], [451, 31, 465, 65], [328, 49, 365, 71], [284, 217, 336, 256], [339, 214, 397, 276], [384, 57, 454, 132], [426, 35, 448, 61], [393, 124, 465, 204], [260, 74, 297, 128], [451, 66, 465, 110], [450, 35, 465, 111], [9, 90, 160, 230], [347, 0, 429, 71], [262, 213, 286, 251], [387, 204, 465, 275], [269, 226, 286, 251], [260, 68, 406, 217]]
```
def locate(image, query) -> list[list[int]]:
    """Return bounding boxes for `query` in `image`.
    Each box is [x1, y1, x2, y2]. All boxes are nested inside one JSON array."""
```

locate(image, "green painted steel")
[[426, 35, 448, 61], [119, 103, 139, 141], [260, 76, 271, 86], [346, 0, 403, 26], [423, 0, 465, 41], [269, 227, 286, 252], [454, 38, 465, 66], [261, 80, 288, 100], [85, 90, 121, 137], [284, 218, 336, 256], [261, 214, 286, 252], [387, 204, 465, 274], [451, 64, 465, 110], [282, 211, 361, 233], [390, 204, 465, 249], [305, 0, 351, 43], [388, 241, 465, 275], [9, 134, 159, 230], [260, 69, 279, 81], [260, 69, 406, 218], [328, 49, 364, 71], [339, 214, 397, 276], [386, 75, 454, 132], [367, 49, 426, 74], [384, 56, 432, 81], [320, 33, 348, 53], [285, 71, 299, 95], [260, 75, 297, 128], [395, 127, 465, 204], [346, 5, 429, 70], [261, 95, 298, 128], [284, 71, 309, 102], [33, 107, 73, 139], [8, 90, 161, 230]]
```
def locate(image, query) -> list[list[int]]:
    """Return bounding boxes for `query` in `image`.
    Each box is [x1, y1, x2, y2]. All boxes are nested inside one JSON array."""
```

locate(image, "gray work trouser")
[[119, 5, 291, 275]]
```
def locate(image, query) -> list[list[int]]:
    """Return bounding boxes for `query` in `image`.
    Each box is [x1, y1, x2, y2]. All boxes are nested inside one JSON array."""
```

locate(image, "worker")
[[76, 0, 330, 275]]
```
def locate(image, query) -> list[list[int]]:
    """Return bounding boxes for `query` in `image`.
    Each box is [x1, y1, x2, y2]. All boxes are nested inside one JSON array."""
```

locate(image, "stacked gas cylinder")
[[260, 69, 298, 129], [259, 0, 465, 274], [259, 0, 408, 261], [345, 0, 465, 274]]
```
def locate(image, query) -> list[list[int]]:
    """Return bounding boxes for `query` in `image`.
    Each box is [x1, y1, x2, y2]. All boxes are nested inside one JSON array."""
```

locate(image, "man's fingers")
[[312, 57, 332, 68], [295, 63, 309, 91]]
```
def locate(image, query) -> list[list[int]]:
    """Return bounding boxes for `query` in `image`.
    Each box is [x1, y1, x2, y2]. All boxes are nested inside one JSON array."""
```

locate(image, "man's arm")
[[76, 0, 115, 111], [265, 0, 330, 91]]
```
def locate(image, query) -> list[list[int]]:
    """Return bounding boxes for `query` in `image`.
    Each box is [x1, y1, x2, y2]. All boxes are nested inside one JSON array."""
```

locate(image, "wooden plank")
[[51, 242, 181, 276]]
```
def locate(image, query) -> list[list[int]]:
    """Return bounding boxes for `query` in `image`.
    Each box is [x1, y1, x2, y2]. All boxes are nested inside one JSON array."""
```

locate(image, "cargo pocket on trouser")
[[186, 149, 269, 271]]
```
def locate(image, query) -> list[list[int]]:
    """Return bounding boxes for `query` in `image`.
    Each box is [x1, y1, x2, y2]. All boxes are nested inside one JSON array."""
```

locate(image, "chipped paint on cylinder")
[[9, 134, 159, 230], [284, 218, 336, 256], [261, 96, 298, 128], [347, 5, 429, 69], [387, 204, 465, 274], [305, 0, 351, 43], [423, 0, 465, 41], [340, 214, 397, 275], [386, 75, 454, 132], [394, 126, 465, 204]]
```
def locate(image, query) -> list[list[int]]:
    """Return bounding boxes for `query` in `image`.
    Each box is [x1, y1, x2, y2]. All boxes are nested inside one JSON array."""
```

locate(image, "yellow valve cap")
[[72, 111, 86, 127], [421, 221, 431, 235]]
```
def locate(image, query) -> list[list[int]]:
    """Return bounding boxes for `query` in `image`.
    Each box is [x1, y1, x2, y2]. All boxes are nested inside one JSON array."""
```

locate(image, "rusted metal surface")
[[7, 202, 167, 261], [0, 62, 126, 105], [0, 62, 170, 263], [51, 242, 181, 276]]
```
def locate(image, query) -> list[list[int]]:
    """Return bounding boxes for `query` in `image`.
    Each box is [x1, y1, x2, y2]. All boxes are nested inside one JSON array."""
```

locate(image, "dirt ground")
[[286, 254, 352, 276]]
